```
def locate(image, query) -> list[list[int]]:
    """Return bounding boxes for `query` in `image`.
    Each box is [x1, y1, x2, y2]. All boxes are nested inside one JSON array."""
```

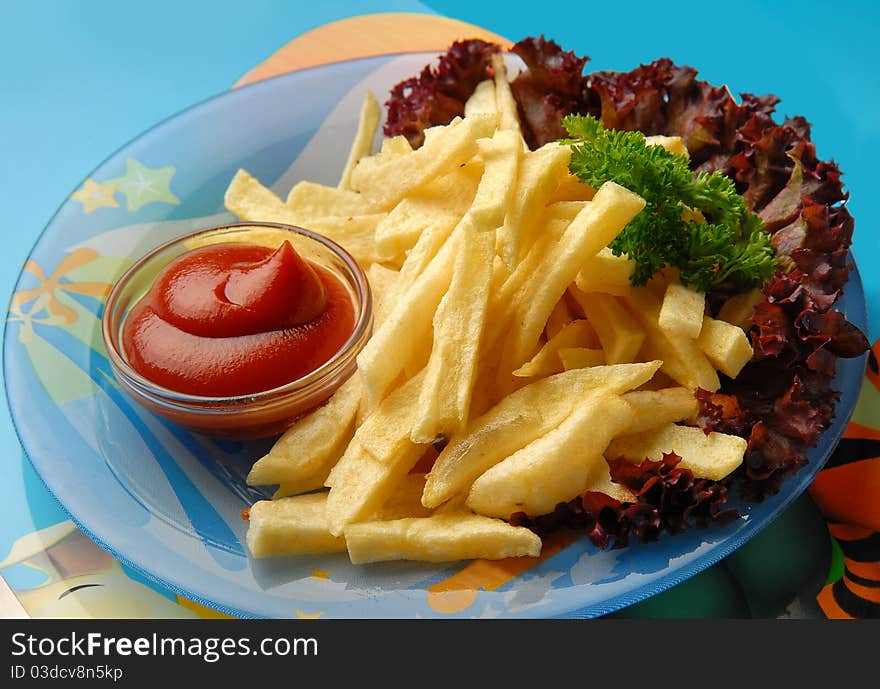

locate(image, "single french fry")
[[545, 295, 576, 339], [339, 91, 382, 189], [545, 200, 590, 222], [464, 79, 497, 118], [621, 387, 699, 435], [247, 375, 361, 487], [467, 393, 635, 519], [606, 423, 747, 481], [412, 219, 494, 442], [568, 287, 645, 365], [344, 513, 541, 564], [380, 135, 412, 157], [286, 180, 377, 216], [366, 263, 399, 327], [491, 53, 522, 138], [644, 134, 689, 158], [658, 283, 706, 339], [246, 493, 346, 558], [549, 173, 595, 202], [717, 288, 762, 330], [374, 473, 434, 520], [558, 347, 605, 370], [272, 471, 332, 499], [423, 361, 661, 509], [583, 463, 637, 503], [697, 315, 754, 378]]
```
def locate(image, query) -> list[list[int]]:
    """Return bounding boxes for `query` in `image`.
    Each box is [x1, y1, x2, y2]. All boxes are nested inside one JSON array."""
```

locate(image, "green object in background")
[[723, 493, 831, 618], [609, 565, 750, 619]]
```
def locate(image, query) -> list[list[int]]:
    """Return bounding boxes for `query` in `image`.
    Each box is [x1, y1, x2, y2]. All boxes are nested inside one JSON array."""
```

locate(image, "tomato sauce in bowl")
[[102, 223, 372, 438]]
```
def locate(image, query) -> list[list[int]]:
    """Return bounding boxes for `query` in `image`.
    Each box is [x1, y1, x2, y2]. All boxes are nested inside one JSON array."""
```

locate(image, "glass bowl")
[[101, 222, 372, 439]]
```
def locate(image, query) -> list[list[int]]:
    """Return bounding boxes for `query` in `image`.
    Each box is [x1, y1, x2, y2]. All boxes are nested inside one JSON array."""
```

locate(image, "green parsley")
[[562, 114, 776, 292]]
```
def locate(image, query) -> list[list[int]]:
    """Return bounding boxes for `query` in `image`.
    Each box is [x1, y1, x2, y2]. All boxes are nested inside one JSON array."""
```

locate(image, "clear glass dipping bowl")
[[101, 222, 372, 439]]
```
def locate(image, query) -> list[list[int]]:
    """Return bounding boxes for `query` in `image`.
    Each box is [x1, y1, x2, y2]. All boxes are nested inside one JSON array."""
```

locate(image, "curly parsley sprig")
[[562, 114, 776, 292]]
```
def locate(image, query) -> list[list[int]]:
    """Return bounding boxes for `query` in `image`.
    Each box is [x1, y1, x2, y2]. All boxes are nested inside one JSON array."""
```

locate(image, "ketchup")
[[122, 241, 355, 397]]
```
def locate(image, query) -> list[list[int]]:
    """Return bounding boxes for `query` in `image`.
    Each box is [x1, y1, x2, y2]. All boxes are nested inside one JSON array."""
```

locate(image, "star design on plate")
[[311, 568, 332, 580], [111, 158, 180, 211], [71, 178, 120, 213]]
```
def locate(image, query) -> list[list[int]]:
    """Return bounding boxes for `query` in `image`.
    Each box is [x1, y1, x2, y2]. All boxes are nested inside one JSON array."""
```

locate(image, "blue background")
[[1, 0, 878, 601]]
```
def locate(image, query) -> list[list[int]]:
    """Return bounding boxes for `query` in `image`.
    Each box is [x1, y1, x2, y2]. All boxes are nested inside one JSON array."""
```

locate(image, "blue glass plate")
[[3, 53, 868, 618]]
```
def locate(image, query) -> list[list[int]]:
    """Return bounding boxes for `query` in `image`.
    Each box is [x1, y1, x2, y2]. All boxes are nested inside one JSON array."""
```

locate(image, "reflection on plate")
[[4, 53, 868, 618]]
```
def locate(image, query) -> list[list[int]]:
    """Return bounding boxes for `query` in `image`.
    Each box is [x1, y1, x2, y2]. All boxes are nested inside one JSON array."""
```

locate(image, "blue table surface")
[[1, 0, 878, 572]]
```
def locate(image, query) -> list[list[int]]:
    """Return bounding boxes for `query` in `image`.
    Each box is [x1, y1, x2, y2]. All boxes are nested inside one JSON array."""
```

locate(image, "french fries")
[[422, 362, 661, 509], [568, 287, 645, 364], [350, 114, 496, 207], [229, 83, 755, 565], [513, 319, 599, 378], [497, 142, 571, 267]]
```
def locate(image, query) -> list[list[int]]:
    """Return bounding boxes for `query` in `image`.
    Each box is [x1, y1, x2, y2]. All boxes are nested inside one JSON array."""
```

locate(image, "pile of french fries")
[[225, 57, 759, 565]]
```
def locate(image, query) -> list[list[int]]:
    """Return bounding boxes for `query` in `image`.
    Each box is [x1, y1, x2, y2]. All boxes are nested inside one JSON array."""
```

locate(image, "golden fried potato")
[[558, 347, 605, 370], [412, 219, 494, 443], [466, 393, 634, 518], [287, 180, 378, 216], [575, 247, 636, 297], [697, 315, 754, 378], [247, 493, 346, 558], [606, 423, 747, 481], [621, 387, 699, 434], [497, 142, 571, 267], [623, 287, 720, 392], [717, 288, 762, 330], [464, 79, 497, 118], [658, 283, 706, 339], [247, 375, 362, 488], [344, 513, 541, 564], [338, 91, 382, 189]]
